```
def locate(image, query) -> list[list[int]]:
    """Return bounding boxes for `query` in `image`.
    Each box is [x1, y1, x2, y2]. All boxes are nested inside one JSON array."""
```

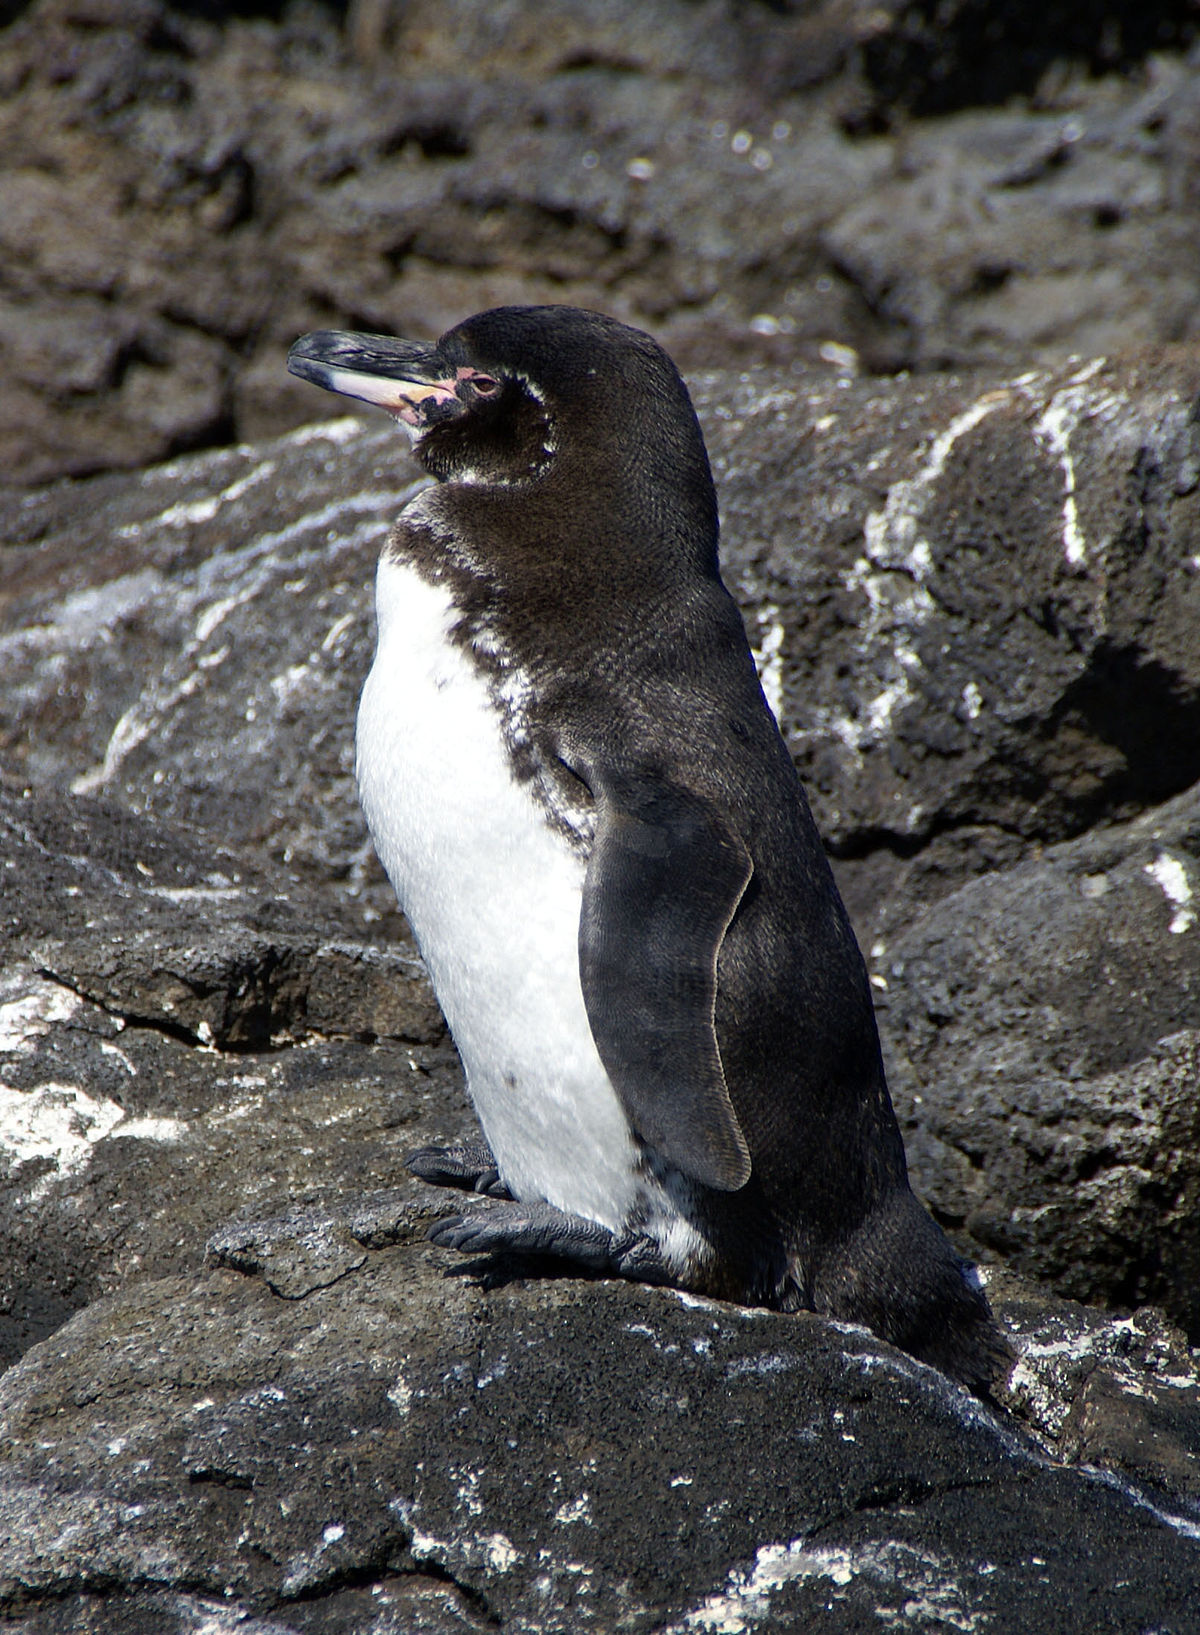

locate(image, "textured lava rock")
[[4, 0, 1200, 484], [5, 357, 1200, 932], [0, 1246, 1198, 1633], [880, 781, 1200, 1334]]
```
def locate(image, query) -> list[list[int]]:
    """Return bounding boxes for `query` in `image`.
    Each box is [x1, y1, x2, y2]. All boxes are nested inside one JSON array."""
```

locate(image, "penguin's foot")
[[428, 1199, 674, 1284], [405, 1139, 512, 1198]]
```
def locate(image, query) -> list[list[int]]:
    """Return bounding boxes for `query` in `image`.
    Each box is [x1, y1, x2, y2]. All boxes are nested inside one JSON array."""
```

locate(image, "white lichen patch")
[[0, 1083, 125, 1178], [398, 1503, 522, 1580], [671, 1538, 986, 1633], [0, 1083, 186, 1199], [0, 973, 81, 1054], [269, 661, 313, 706], [286, 414, 368, 446], [111, 1115, 189, 1143], [218, 458, 278, 506], [70, 482, 409, 797], [481, 1532, 520, 1573], [1082, 1464, 1200, 1544], [828, 392, 1009, 753], [145, 884, 243, 905], [280, 1518, 354, 1597], [387, 1373, 413, 1415], [553, 1493, 592, 1526], [0, 569, 165, 658], [455, 1468, 484, 1518], [99, 1040, 137, 1075], [1144, 851, 1195, 934], [156, 495, 222, 528], [1006, 1319, 1136, 1439], [1027, 359, 1111, 569]]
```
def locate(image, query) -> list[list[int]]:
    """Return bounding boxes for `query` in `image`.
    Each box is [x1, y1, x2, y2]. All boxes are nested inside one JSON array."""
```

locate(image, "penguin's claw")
[[406, 1140, 512, 1199], [427, 1198, 671, 1282]]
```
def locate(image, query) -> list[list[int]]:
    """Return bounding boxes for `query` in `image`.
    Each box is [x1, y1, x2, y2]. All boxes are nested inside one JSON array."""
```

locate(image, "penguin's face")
[[288, 306, 719, 552], [287, 322, 555, 487]]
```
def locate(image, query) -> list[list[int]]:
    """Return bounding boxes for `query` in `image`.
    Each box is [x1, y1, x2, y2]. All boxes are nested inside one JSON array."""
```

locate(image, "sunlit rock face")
[[2, 355, 1200, 1628], [4, 5, 1200, 1622], [4, 0, 1200, 485]]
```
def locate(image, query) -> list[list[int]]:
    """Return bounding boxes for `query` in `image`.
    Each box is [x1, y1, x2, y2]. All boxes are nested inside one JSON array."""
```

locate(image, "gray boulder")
[[6, 354, 1200, 941], [880, 780, 1200, 1330], [1, 1240, 1199, 1633], [3, 354, 1200, 1626], [5, 0, 1200, 484]]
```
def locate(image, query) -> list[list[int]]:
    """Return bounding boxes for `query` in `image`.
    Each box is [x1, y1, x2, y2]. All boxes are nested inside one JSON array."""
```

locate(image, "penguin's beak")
[[287, 330, 467, 429]]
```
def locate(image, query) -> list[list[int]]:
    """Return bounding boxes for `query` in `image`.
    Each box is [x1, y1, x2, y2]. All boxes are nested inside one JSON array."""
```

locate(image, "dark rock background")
[[3, 2, 1200, 1630], [4, 0, 1200, 485]]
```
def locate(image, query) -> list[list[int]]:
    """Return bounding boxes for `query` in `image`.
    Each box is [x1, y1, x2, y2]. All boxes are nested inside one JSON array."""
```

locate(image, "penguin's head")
[[287, 307, 717, 543]]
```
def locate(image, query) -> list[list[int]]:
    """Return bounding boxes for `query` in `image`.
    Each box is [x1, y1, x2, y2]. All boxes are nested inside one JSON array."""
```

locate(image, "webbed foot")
[[405, 1138, 512, 1198], [428, 1197, 673, 1283]]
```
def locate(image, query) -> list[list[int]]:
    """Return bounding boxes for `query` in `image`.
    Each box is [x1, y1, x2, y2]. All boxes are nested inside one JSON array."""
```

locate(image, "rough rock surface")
[[6, 356, 1200, 933], [882, 783, 1200, 1332], [4, 4, 1200, 1623], [3, 354, 1200, 1626], [1, 1244, 1199, 1634], [4, 0, 1200, 484]]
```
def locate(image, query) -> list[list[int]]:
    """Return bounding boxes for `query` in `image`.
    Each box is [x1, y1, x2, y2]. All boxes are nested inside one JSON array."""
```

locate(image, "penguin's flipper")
[[406, 1139, 511, 1197], [428, 1199, 674, 1282], [578, 767, 753, 1193]]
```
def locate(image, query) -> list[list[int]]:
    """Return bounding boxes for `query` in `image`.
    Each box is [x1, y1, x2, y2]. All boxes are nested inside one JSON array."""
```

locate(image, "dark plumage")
[[288, 306, 1011, 1393]]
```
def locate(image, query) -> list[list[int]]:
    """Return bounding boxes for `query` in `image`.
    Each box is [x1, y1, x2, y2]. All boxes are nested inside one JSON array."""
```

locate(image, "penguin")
[[287, 306, 1010, 1393]]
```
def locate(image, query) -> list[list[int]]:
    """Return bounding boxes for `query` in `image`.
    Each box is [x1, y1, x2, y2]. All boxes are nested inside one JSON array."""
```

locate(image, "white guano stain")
[[0, 974, 81, 1053], [1144, 851, 1195, 934], [99, 1040, 137, 1076], [455, 1469, 484, 1518], [1028, 359, 1109, 568], [831, 392, 1009, 752], [750, 605, 786, 724], [70, 483, 408, 796], [0, 1083, 187, 1199], [671, 1539, 987, 1634], [112, 1115, 189, 1142], [287, 415, 367, 445], [118, 456, 279, 539], [0, 570, 164, 660], [157, 495, 222, 528], [481, 1532, 520, 1572]]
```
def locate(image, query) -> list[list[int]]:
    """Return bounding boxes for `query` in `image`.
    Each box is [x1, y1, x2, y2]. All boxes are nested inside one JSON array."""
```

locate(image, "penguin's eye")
[[471, 375, 500, 397]]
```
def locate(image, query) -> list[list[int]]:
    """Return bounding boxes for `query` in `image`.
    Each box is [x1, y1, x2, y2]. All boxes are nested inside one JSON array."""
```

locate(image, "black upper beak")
[[287, 330, 463, 425]]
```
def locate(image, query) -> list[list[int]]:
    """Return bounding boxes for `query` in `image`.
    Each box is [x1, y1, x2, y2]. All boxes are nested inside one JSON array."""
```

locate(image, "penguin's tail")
[[811, 1188, 1013, 1397]]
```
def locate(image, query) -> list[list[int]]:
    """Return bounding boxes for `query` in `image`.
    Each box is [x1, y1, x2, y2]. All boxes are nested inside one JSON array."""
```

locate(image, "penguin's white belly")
[[356, 554, 643, 1231]]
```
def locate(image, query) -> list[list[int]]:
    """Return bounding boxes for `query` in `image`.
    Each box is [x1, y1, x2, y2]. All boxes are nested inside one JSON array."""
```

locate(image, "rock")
[[705, 353, 1200, 868], [996, 1271, 1200, 1507], [0, 784, 464, 1368], [4, 356, 1200, 1353], [1, 1242, 1199, 1633], [5, 354, 1200, 940], [0, 412, 415, 930], [3, 266, 1200, 1622], [878, 780, 1200, 1333], [0, 787, 442, 1049], [4, 1, 1200, 484]]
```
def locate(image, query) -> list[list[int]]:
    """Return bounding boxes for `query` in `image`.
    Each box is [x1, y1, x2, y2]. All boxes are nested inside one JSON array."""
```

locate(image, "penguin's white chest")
[[355, 553, 641, 1228]]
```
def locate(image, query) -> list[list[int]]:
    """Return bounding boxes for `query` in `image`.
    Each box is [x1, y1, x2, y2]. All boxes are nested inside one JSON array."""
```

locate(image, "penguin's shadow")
[[442, 1251, 608, 1293]]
